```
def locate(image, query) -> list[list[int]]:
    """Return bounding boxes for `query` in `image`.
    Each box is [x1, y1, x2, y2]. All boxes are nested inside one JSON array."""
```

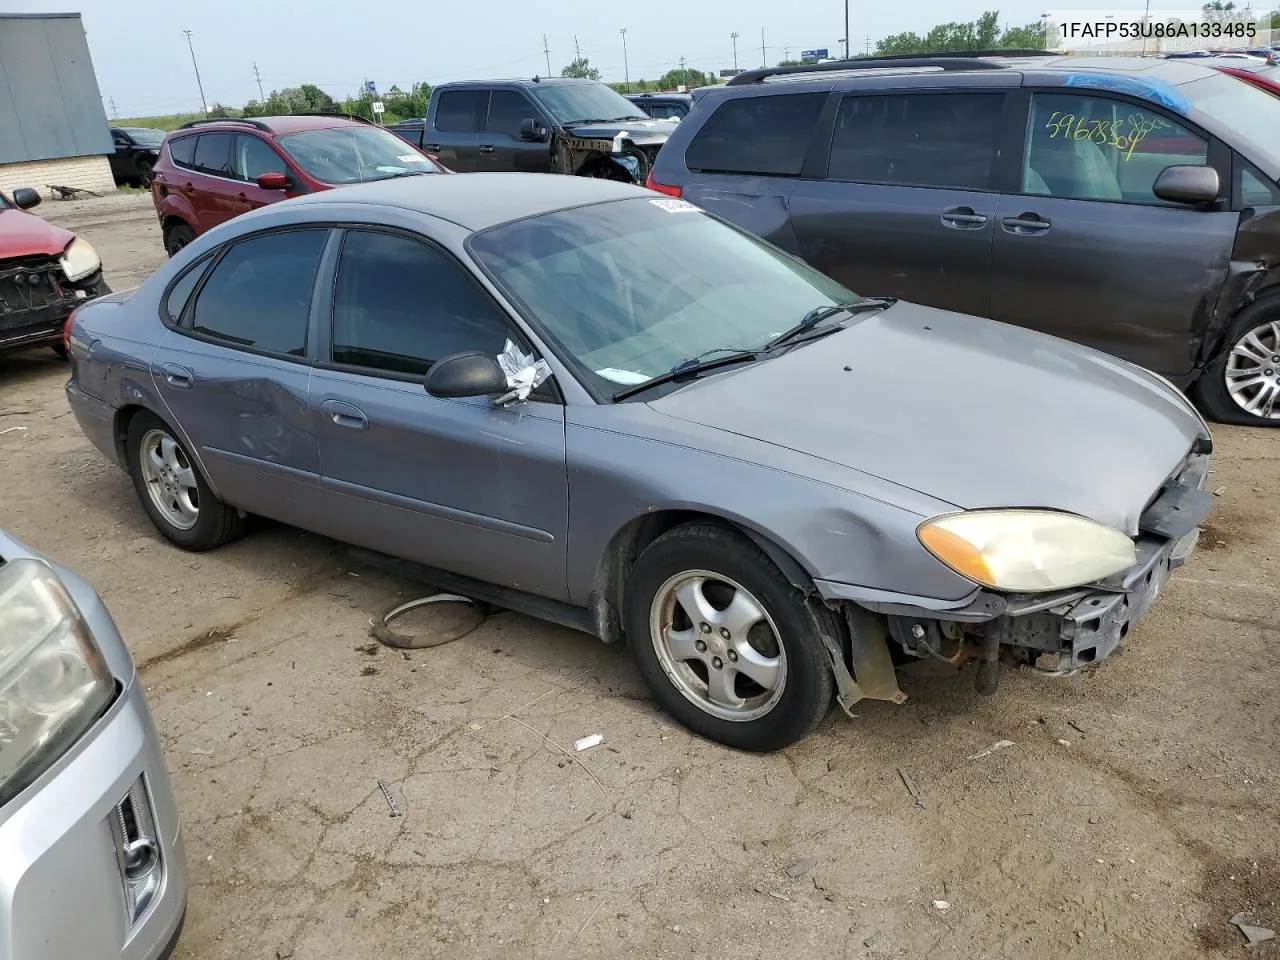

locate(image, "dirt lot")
[[2, 192, 1277, 959]]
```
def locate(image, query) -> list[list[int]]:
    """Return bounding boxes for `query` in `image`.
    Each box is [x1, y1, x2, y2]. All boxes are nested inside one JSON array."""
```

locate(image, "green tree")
[[875, 10, 1046, 55], [259, 84, 337, 116], [777, 58, 804, 66], [561, 56, 602, 80], [657, 67, 713, 89]]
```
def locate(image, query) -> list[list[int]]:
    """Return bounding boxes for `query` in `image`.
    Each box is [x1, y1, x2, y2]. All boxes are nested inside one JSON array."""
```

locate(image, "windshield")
[[531, 83, 649, 124], [277, 126, 440, 184], [1185, 70, 1280, 171], [121, 127, 166, 147], [468, 197, 864, 398]]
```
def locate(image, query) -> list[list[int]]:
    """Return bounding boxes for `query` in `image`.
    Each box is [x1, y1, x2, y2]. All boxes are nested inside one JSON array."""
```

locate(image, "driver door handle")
[[1001, 213, 1051, 235], [320, 399, 368, 430], [940, 206, 988, 229]]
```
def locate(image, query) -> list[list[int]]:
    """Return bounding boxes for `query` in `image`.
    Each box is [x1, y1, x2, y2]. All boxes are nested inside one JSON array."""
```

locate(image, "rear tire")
[[1192, 299, 1280, 426], [623, 522, 835, 752], [126, 411, 244, 550], [163, 223, 196, 258], [135, 158, 154, 187]]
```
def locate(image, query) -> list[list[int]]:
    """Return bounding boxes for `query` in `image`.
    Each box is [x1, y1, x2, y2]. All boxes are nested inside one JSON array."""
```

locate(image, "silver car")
[[0, 531, 186, 960], [64, 173, 1214, 751]]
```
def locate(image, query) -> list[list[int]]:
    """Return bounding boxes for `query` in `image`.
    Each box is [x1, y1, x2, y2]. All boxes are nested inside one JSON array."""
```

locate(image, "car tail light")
[[62, 306, 79, 355], [645, 171, 682, 197]]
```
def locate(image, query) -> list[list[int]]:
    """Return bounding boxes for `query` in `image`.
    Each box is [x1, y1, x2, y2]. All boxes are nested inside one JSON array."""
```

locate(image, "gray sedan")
[[65, 173, 1215, 751]]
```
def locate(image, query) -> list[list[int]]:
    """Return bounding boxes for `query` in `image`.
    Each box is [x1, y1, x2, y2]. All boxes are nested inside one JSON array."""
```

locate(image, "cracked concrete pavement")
[[1, 192, 1277, 959]]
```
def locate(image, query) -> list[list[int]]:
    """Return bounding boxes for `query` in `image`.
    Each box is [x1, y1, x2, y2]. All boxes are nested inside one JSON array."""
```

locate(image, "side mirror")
[[424, 351, 509, 399], [519, 118, 547, 142], [1153, 164, 1220, 206], [12, 187, 40, 210], [256, 171, 290, 191]]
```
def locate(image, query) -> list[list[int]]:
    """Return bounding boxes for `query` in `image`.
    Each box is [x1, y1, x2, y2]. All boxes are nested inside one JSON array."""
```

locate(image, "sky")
[[2, 0, 1140, 117]]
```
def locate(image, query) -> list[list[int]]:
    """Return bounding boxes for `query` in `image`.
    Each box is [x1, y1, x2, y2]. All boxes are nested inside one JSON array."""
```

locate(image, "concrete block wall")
[[0, 155, 116, 199]]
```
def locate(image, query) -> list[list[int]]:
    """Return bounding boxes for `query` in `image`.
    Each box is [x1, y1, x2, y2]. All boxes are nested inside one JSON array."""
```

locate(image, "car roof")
[[282, 171, 642, 230], [167, 115, 368, 137], [438, 77, 603, 89]]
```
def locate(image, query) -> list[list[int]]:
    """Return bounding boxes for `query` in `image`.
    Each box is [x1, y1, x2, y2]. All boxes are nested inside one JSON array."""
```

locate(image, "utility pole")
[[182, 30, 208, 114], [574, 35, 582, 60], [865, 36, 871, 55], [543, 34, 552, 76], [620, 28, 630, 86], [784, 45, 790, 61], [731, 32, 740, 71], [844, 0, 850, 61], [679, 54, 686, 81], [108, 96, 118, 120], [760, 28, 766, 68], [253, 62, 265, 101]]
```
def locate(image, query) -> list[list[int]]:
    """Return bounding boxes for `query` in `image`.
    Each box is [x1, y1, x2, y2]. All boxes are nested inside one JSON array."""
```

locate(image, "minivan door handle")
[[159, 363, 193, 388], [320, 399, 368, 430], [1001, 213, 1051, 235], [940, 206, 988, 229]]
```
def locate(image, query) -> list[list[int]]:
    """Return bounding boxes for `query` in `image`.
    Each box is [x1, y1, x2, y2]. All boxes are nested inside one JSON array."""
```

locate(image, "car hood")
[[648, 303, 1203, 535], [0, 208, 73, 259], [564, 118, 678, 146]]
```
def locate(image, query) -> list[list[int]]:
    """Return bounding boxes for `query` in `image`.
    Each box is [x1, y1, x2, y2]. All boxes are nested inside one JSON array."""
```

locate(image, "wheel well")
[[1206, 285, 1280, 366], [113, 403, 146, 466], [161, 215, 190, 237], [590, 510, 818, 644]]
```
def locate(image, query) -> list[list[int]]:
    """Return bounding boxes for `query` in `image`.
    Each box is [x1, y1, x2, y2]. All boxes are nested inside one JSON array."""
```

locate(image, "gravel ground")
[[1, 192, 1276, 960]]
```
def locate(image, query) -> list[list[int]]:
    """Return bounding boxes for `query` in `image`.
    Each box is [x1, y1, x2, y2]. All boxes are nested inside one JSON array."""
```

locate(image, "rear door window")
[[169, 135, 197, 169], [684, 92, 827, 176], [192, 133, 234, 177], [826, 92, 1005, 190], [436, 90, 488, 133], [189, 229, 327, 357]]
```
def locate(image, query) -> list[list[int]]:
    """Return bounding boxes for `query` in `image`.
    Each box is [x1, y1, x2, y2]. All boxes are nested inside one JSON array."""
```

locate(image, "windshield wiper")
[[762, 298, 895, 352], [608, 115, 652, 122], [611, 349, 758, 402]]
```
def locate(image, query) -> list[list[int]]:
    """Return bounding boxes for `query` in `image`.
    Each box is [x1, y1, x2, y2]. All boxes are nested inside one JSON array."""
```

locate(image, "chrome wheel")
[[1225, 319, 1280, 419], [648, 569, 787, 722], [138, 428, 199, 531]]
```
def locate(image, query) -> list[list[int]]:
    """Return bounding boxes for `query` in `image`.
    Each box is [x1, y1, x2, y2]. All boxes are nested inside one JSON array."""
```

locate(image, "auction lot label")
[[1044, 9, 1274, 53]]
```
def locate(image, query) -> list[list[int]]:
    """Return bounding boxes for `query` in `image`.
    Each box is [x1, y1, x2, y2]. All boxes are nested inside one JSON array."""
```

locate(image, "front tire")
[[1192, 300, 1280, 425], [135, 157, 154, 187], [126, 411, 243, 550], [624, 523, 835, 752]]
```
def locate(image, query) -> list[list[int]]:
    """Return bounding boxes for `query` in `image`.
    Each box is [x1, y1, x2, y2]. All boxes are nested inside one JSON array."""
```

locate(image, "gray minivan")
[[648, 53, 1280, 426]]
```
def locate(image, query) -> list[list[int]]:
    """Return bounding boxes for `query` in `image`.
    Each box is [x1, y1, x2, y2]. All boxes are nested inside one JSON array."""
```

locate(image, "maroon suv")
[[150, 114, 448, 256]]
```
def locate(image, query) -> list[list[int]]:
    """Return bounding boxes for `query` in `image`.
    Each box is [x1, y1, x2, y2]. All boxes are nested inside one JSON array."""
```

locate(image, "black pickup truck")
[[388, 77, 678, 184]]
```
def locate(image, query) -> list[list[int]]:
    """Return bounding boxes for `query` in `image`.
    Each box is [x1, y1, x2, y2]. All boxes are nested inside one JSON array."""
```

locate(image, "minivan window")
[[827, 93, 1004, 190], [1183, 70, 1280, 172], [685, 93, 827, 177], [436, 90, 488, 133], [189, 230, 327, 357], [1022, 93, 1207, 203]]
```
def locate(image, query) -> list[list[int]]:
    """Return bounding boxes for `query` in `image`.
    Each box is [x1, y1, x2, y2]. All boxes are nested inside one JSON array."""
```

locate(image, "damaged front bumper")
[[0, 264, 110, 353]]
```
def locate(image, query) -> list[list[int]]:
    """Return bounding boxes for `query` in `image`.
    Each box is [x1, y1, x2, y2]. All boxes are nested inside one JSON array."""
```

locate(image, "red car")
[[150, 113, 449, 257], [1210, 61, 1280, 97], [0, 187, 110, 358]]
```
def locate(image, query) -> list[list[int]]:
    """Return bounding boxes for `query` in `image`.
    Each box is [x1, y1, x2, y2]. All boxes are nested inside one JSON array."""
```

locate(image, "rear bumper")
[[67, 378, 124, 469], [0, 683, 188, 960]]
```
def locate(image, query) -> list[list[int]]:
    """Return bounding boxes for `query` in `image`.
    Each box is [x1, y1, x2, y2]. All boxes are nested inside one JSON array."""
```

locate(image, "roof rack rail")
[[291, 111, 376, 124], [176, 116, 271, 131], [726, 51, 1052, 86]]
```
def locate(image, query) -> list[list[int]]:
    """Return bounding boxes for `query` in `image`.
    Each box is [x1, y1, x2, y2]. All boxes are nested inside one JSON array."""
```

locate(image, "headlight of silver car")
[[59, 237, 102, 283], [917, 509, 1136, 593], [0, 559, 115, 805]]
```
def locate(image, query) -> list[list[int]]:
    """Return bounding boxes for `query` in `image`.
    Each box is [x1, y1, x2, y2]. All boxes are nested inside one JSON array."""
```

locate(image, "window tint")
[[436, 90, 487, 133], [828, 93, 1004, 190], [192, 133, 234, 177], [485, 90, 534, 138], [112, 131, 130, 147], [235, 134, 287, 181], [190, 230, 326, 356], [685, 93, 826, 177], [169, 135, 197, 169], [163, 255, 212, 325], [1023, 93, 1208, 203], [1239, 158, 1280, 207], [331, 230, 512, 377]]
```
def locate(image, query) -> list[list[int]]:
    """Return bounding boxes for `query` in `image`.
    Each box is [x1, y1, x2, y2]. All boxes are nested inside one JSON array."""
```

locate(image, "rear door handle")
[[1001, 214, 1051, 235], [320, 399, 368, 430], [940, 206, 988, 229], [479, 145, 495, 153], [159, 363, 193, 388]]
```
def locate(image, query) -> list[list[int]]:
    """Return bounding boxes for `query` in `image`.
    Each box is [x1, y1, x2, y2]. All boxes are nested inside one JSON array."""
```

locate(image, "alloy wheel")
[[1225, 319, 1280, 419], [138, 428, 200, 530]]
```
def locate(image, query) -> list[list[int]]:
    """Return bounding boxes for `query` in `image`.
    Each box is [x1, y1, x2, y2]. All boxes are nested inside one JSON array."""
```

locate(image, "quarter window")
[[1238, 158, 1280, 207], [169, 135, 197, 169], [685, 92, 827, 177], [827, 93, 1005, 190], [436, 90, 488, 134], [330, 230, 513, 377], [163, 255, 212, 325], [1023, 93, 1209, 204], [189, 230, 326, 357]]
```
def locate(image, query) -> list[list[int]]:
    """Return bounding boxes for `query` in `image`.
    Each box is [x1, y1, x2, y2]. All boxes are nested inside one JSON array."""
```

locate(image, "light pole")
[[182, 30, 208, 114], [731, 31, 740, 71], [844, 0, 850, 61], [620, 28, 630, 87]]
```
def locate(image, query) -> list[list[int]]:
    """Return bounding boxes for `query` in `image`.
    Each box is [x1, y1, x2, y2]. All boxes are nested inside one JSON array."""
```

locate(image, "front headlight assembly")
[[917, 509, 1136, 594], [60, 237, 102, 283], [0, 559, 115, 806]]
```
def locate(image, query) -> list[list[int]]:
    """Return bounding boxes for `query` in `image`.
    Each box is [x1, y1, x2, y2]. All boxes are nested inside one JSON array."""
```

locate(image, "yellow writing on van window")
[[1043, 111, 1175, 161]]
